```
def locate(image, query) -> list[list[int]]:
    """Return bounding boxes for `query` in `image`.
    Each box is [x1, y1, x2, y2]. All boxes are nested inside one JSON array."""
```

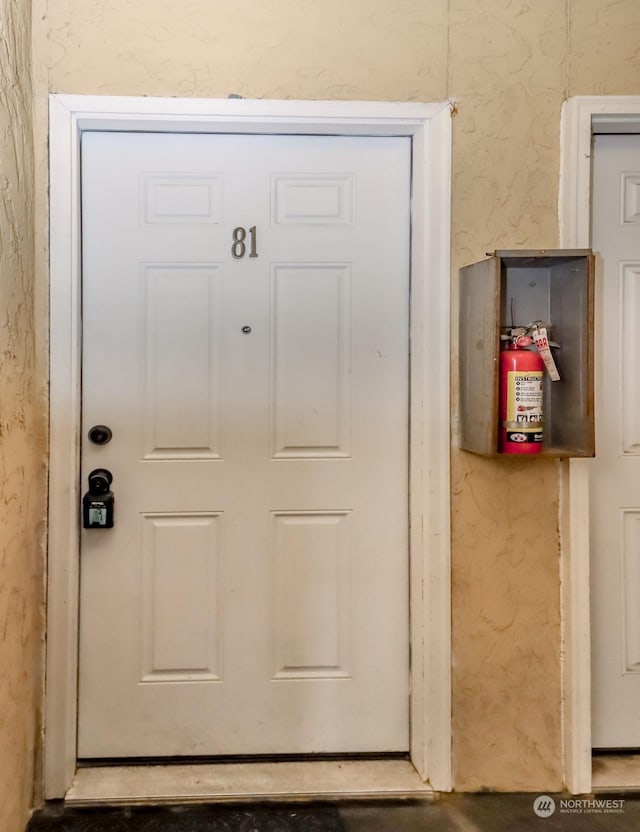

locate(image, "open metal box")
[[459, 249, 595, 457]]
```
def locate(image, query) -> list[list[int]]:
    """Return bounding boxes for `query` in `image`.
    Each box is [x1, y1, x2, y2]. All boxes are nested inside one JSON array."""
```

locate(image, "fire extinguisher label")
[[505, 371, 543, 443]]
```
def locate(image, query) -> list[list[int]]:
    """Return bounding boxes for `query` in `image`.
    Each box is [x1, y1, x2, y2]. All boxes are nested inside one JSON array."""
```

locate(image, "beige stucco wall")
[[449, 2, 567, 790], [13, 0, 638, 804], [0, 1, 44, 830], [449, 0, 638, 790]]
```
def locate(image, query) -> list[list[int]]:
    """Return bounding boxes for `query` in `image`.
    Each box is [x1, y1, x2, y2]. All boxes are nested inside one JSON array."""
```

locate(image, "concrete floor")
[[28, 793, 640, 831], [340, 794, 639, 831]]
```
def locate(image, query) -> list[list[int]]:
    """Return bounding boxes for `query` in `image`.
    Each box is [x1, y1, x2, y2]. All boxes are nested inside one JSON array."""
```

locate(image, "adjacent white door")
[[78, 131, 410, 758], [591, 133, 640, 747]]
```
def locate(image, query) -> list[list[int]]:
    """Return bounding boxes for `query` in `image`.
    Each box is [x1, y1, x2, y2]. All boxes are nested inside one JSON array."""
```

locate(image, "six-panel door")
[[78, 131, 411, 757], [591, 133, 640, 747]]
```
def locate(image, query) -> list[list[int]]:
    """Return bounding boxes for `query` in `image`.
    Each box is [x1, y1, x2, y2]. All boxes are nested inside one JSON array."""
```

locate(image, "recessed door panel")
[[273, 511, 351, 679], [142, 264, 222, 459], [271, 264, 351, 458], [141, 513, 222, 681]]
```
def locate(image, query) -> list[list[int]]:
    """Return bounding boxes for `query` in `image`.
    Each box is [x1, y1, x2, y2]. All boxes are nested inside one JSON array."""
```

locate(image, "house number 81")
[[232, 226, 258, 259]]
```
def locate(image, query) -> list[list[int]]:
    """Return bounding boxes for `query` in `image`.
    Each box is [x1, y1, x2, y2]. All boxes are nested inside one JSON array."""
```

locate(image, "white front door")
[[591, 133, 640, 747], [78, 131, 410, 758]]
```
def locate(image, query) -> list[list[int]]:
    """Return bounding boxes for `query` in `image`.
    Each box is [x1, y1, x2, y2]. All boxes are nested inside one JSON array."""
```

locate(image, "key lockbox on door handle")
[[83, 469, 115, 529]]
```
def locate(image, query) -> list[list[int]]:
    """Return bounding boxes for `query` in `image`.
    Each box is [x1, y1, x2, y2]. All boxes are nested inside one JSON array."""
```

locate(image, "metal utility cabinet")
[[459, 249, 595, 457]]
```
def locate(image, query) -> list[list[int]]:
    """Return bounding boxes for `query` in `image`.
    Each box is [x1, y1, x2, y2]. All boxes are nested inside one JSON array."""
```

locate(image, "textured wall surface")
[[20, 0, 640, 801], [448, 0, 567, 791], [0, 0, 43, 830], [569, 0, 640, 94], [44, 0, 449, 101]]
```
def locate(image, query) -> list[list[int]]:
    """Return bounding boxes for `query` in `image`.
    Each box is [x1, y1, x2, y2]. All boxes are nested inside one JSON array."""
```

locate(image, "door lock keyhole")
[[88, 425, 113, 445]]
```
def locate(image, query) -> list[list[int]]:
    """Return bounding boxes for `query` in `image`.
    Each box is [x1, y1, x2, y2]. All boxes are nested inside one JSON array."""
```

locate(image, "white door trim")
[[559, 95, 640, 795], [45, 93, 452, 799]]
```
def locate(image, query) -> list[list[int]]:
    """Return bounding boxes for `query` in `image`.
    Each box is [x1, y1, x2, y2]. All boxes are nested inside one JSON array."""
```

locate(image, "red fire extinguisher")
[[499, 333, 544, 454]]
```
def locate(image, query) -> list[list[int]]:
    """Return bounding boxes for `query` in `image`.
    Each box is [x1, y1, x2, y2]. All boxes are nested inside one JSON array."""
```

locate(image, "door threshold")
[[592, 753, 640, 793], [65, 759, 435, 805]]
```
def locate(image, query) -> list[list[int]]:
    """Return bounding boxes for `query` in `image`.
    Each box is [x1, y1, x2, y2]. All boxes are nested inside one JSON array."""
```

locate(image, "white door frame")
[[559, 95, 640, 794], [45, 93, 452, 799]]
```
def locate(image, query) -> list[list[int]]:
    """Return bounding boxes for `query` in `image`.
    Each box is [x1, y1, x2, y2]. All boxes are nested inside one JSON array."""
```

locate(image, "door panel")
[[143, 264, 223, 458], [78, 131, 410, 758], [271, 264, 351, 457], [141, 512, 222, 682], [591, 133, 640, 747], [273, 511, 351, 678]]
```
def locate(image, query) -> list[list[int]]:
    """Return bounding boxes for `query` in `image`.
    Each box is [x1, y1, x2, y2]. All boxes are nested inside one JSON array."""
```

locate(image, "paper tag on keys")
[[532, 326, 560, 381]]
